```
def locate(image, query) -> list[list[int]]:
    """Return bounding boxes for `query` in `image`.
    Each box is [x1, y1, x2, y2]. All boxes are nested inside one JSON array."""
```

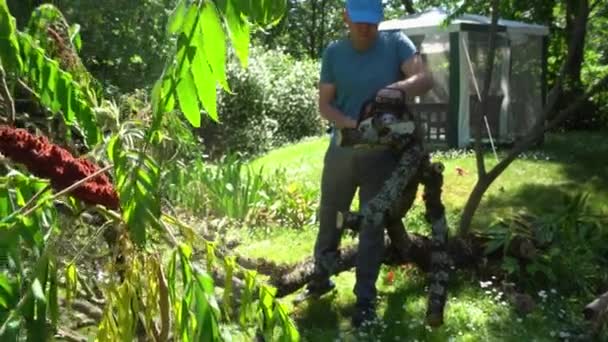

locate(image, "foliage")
[[164, 153, 319, 230], [0, 171, 58, 341], [478, 193, 608, 295], [263, 168, 319, 229], [254, 0, 346, 59], [201, 47, 324, 157], [5, 0, 179, 93], [0, 2, 101, 147], [167, 154, 270, 222], [1, 0, 303, 341]]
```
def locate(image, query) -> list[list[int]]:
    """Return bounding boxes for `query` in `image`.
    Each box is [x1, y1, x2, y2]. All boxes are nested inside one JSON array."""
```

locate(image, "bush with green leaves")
[[200, 47, 325, 158], [163, 154, 322, 230], [478, 192, 608, 296], [263, 168, 319, 229]]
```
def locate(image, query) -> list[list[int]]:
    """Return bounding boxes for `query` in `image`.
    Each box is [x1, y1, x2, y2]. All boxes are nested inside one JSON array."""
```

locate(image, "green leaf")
[[194, 273, 220, 342], [223, 0, 250, 68], [167, 0, 188, 34], [222, 256, 235, 319], [0, 273, 13, 309], [501, 256, 519, 275], [0, 0, 23, 71], [176, 69, 201, 127], [191, 49, 218, 122], [241, 0, 286, 27], [68, 24, 81, 52], [167, 250, 177, 301], [48, 264, 59, 325], [483, 239, 504, 255], [56, 74, 74, 123], [31, 278, 46, 303], [200, 1, 229, 91], [0, 188, 9, 217], [179, 245, 193, 286], [65, 263, 77, 304]]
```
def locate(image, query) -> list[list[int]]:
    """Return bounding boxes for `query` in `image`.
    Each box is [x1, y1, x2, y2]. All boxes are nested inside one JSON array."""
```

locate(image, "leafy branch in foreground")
[[0, 0, 100, 147]]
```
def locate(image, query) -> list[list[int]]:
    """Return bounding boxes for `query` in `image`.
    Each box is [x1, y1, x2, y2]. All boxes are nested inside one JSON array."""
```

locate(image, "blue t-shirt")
[[320, 30, 417, 127]]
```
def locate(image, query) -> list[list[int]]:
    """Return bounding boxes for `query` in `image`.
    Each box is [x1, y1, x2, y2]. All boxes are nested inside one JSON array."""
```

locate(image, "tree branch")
[[474, 0, 500, 178], [0, 65, 16, 124], [457, 0, 595, 235]]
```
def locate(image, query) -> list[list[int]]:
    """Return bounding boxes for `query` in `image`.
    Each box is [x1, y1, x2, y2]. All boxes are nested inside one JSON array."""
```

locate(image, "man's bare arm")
[[319, 83, 358, 129], [384, 54, 433, 97]]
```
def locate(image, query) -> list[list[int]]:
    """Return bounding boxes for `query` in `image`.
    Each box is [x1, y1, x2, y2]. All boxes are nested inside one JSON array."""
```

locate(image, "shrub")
[[477, 193, 608, 295], [199, 47, 325, 158]]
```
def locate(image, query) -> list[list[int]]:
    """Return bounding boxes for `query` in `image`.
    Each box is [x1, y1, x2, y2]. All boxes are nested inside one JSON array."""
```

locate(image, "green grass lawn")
[[237, 131, 608, 341]]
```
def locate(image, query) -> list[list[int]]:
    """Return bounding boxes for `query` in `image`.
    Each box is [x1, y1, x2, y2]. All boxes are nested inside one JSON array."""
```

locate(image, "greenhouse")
[[379, 8, 550, 148]]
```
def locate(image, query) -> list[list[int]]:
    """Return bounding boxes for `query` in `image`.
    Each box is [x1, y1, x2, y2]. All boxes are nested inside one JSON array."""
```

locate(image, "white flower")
[[559, 331, 570, 338], [480, 280, 492, 288], [550, 289, 557, 294]]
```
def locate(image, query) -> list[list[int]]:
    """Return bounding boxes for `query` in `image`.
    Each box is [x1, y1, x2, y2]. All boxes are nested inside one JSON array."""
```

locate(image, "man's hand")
[[375, 87, 405, 101], [319, 82, 358, 129]]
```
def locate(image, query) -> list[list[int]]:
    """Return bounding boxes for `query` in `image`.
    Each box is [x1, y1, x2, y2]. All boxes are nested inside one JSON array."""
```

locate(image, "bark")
[[400, 0, 415, 15], [269, 232, 485, 297], [457, 0, 598, 236], [319, 0, 327, 57], [564, 0, 589, 89], [308, 0, 318, 59], [458, 73, 608, 235], [55, 328, 88, 342], [583, 291, 608, 333]]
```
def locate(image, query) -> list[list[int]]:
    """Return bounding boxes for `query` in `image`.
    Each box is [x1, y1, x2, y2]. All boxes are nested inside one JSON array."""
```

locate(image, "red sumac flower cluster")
[[0, 125, 119, 209]]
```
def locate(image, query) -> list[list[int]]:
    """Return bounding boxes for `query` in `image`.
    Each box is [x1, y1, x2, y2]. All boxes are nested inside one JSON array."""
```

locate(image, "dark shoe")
[[293, 279, 335, 304], [352, 303, 378, 328]]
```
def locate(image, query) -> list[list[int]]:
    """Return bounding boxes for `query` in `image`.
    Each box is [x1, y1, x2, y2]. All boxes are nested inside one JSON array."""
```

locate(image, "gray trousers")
[[313, 142, 399, 305]]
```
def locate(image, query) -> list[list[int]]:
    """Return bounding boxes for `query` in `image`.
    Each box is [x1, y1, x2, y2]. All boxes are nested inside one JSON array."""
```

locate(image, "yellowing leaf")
[[65, 263, 78, 303]]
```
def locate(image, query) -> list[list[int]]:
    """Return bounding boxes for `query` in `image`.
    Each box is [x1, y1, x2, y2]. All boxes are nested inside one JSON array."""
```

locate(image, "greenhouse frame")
[[379, 8, 550, 148]]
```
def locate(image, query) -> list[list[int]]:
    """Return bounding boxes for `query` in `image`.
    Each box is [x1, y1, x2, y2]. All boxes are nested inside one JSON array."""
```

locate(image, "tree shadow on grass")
[[292, 292, 343, 341], [474, 131, 608, 228]]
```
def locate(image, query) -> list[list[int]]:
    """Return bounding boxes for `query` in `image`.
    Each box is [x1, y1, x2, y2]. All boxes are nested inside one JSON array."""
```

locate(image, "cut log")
[[583, 291, 608, 332], [270, 232, 485, 297]]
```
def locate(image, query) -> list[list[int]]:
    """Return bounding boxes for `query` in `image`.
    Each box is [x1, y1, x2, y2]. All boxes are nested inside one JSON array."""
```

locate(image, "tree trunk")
[[457, 0, 597, 236], [565, 0, 589, 89], [400, 0, 415, 15], [583, 290, 608, 334], [308, 0, 318, 59], [318, 0, 326, 58]]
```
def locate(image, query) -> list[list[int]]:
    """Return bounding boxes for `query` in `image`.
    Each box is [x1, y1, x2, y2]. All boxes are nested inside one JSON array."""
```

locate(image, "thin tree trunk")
[[318, 0, 326, 58], [309, 0, 318, 59], [565, 0, 589, 89], [458, 0, 596, 235]]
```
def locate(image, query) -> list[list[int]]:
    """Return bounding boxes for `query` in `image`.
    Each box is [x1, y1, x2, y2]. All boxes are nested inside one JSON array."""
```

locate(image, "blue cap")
[[346, 0, 383, 24]]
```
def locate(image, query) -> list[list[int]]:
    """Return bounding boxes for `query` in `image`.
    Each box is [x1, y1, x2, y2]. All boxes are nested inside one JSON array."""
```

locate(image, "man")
[[299, 0, 433, 328]]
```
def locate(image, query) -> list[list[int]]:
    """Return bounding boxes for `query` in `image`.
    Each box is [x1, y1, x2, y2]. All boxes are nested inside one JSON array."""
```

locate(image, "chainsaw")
[[335, 87, 421, 150]]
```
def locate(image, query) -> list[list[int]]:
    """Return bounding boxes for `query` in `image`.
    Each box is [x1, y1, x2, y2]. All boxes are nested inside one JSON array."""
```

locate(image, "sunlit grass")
[[236, 130, 608, 340]]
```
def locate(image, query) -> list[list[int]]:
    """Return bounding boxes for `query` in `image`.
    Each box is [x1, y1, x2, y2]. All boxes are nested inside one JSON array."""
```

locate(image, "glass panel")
[[464, 31, 510, 141], [411, 32, 450, 145], [508, 33, 543, 139]]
